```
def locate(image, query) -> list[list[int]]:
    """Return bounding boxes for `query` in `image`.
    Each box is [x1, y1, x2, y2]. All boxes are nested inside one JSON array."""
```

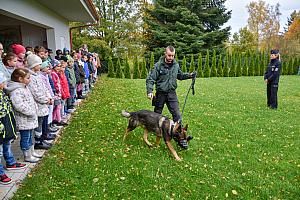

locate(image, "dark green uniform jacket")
[[146, 57, 190, 93]]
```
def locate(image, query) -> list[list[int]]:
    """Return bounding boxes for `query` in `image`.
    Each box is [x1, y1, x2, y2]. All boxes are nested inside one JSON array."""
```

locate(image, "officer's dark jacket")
[[146, 56, 190, 93], [264, 58, 281, 84]]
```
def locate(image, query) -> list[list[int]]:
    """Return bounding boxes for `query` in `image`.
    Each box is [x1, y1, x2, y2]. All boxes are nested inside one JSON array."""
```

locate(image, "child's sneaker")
[[0, 174, 12, 184], [6, 162, 27, 170]]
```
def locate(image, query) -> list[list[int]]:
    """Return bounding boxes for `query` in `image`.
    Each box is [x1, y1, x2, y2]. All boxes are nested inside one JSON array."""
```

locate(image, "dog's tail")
[[121, 110, 131, 118]]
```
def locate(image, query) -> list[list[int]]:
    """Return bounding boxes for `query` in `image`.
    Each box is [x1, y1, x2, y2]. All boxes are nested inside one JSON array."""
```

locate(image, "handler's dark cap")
[[270, 49, 279, 54]]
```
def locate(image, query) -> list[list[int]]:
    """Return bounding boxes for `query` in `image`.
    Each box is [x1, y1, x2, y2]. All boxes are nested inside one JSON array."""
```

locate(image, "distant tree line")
[[107, 51, 300, 79]]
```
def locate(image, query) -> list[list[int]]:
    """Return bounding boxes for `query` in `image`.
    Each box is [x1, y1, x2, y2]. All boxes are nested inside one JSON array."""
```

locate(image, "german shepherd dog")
[[121, 110, 189, 161]]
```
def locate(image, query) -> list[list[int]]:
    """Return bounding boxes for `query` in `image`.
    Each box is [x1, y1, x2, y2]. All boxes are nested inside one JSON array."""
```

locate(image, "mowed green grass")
[[13, 75, 300, 199]]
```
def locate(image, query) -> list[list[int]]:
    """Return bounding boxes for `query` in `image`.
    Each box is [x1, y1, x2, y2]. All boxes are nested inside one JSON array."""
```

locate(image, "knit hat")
[[51, 59, 61, 68], [41, 60, 50, 70], [270, 49, 279, 54], [11, 44, 26, 55], [0, 72, 7, 84], [27, 54, 42, 69]]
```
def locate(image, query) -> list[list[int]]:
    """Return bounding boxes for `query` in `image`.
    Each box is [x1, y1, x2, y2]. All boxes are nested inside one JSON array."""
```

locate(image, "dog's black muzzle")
[[178, 139, 188, 149]]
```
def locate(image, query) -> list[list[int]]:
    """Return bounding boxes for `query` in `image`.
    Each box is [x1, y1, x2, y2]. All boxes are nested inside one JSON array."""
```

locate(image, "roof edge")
[[84, 0, 100, 22]]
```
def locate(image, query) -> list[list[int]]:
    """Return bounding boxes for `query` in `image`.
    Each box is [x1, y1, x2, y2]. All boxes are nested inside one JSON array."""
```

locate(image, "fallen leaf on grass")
[[232, 190, 238, 195]]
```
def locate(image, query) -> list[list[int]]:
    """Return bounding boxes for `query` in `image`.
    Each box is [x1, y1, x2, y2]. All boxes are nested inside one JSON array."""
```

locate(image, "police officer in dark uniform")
[[146, 46, 196, 122], [264, 49, 281, 109]]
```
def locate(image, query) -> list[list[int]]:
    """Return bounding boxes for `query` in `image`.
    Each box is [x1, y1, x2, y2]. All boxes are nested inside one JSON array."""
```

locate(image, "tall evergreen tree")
[[217, 54, 223, 77], [287, 58, 294, 75], [182, 56, 187, 73], [140, 57, 148, 78], [211, 50, 217, 77], [115, 58, 123, 78], [255, 54, 260, 76], [197, 53, 204, 78], [124, 56, 131, 79], [107, 57, 115, 78], [228, 52, 236, 77], [203, 50, 211, 78], [242, 55, 248, 76], [143, 0, 231, 56], [248, 53, 254, 76], [236, 53, 242, 77], [132, 56, 140, 79], [189, 54, 195, 73], [223, 52, 229, 77]]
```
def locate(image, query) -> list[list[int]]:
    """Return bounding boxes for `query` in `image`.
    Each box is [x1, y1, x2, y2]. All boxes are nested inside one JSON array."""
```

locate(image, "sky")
[[223, 0, 300, 35]]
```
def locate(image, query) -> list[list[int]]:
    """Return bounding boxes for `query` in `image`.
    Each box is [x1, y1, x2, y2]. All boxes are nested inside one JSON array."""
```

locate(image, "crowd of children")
[[0, 42, 101, 184]]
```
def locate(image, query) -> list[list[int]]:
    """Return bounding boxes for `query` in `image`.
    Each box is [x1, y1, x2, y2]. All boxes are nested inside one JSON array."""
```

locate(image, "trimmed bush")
[[189, 54, 195, 73], [107, 57, 115, 78], [197, 53, 204, 78], [182, 56, 187, 73], [211, 50, 217, 77], [132, 56, 140, 79], [140, 57, 148, 79], [217, 54, 223, 77], [124, 57, 131, 79], [203, 50, 210, 78]]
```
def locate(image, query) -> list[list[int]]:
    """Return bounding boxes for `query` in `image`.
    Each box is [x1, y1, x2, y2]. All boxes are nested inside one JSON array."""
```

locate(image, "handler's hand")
[[264, 79, 268, 84], [189, 71, 197, 78], [147, 93, 153, 100]]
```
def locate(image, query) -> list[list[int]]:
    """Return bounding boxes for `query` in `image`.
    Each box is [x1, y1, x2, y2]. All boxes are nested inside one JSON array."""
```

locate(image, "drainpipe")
[[69, 22, 99, 50]]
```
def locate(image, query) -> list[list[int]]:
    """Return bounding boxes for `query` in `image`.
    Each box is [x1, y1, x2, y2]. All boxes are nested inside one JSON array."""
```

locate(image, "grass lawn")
[[13, 75, 300, 199]]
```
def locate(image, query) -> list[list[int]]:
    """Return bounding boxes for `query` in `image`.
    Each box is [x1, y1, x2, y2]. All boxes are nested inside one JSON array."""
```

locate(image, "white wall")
[[0, 0, 71, 51]]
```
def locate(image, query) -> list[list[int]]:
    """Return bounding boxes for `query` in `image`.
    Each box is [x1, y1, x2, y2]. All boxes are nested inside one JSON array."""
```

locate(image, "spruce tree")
[[144, 0, 231, 56], [217, 54, 223, 77], [236, 53, 242, 77], [107, 57, 115, 78], [182, 56, 187, 73], [124, 56, 131, 79], [197, 53, 204, 78], [140, 57, 148, 79], [132, 56, 140, 79], [203, 50, 210, 78], [150, 52, 155, 70], [210, 50, 217, 77], [223, 52, 229, 77], [115, 58, 123, 78], [189, 54, 195, 73]]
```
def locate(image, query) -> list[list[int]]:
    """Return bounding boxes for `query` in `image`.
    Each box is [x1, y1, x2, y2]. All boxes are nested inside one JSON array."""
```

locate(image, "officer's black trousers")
[[267, 83, 278, 109], [154, 91, 181, 122]]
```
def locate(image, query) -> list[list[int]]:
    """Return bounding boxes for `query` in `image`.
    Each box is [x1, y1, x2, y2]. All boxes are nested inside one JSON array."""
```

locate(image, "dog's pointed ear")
[[184, 124, 188, 130]]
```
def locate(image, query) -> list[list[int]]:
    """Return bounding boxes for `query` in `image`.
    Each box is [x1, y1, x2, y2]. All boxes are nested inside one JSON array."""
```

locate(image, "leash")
[[180, 72, 197, 124]]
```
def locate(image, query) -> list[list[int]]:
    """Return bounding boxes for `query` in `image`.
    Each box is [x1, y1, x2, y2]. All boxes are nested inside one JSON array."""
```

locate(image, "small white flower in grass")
[[93, 178, 99, 183], [232, 190, 238, 195], [120, 177, 126, 180]]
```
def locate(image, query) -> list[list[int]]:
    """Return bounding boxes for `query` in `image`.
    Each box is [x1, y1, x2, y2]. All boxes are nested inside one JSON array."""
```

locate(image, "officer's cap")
[[270, 49, 279, 54]]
